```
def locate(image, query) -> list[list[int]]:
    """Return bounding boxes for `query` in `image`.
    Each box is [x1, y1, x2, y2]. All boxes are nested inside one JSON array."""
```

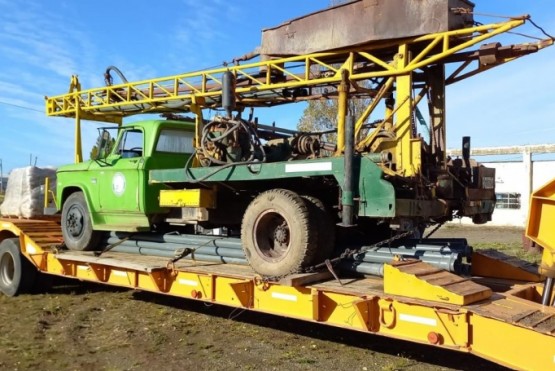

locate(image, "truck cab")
[[56, 119, 195, 250]]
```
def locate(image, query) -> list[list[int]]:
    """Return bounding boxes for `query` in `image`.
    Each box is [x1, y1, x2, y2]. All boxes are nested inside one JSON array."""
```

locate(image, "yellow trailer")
[[1, 217, 554, 370]]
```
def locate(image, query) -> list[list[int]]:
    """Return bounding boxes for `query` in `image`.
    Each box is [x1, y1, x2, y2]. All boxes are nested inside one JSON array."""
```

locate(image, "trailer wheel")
[[62, 192, 102, 251], [0, 238, 37, 297], [301, 195, 335, 264], [242, 189, 317, 277]]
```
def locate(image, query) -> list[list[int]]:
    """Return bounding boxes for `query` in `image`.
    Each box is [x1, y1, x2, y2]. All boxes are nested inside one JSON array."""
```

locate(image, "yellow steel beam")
[[45, 20, 530, 121], [353, 77, 394, 139], [527, 178, 555, 278]]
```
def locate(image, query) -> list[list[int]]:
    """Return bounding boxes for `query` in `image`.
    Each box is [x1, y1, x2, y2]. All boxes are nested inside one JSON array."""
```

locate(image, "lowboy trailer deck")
[[1, 217, 554, 370]]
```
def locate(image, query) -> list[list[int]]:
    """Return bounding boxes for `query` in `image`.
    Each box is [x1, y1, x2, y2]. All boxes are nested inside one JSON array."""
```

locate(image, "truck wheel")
[[301, 196, 336, 264], [0, 238, 37, 297], [62, 192, 102, 251], [242, 189, 317, 277]]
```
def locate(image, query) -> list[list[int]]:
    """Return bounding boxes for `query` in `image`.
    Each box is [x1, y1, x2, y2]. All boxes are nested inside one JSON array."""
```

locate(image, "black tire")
[[0, 238, 37, 297], [241, 189, 318, 277], [301, 195, 336, 264], [62, 192, 102, 251]]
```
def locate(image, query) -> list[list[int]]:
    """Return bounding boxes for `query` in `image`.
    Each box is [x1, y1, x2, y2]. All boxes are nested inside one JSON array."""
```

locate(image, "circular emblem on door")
[[112, 172, 126, 196]]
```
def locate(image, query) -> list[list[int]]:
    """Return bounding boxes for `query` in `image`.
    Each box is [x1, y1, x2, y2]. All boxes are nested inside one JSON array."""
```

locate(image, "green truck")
[[56, 112, 495, 277]]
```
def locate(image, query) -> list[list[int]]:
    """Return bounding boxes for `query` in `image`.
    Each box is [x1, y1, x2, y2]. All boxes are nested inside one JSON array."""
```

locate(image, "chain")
[[423, 222, 445, 239], [260, 228, 417, 283]]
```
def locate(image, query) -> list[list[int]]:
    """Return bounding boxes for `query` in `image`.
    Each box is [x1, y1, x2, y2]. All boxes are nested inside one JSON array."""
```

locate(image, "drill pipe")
[[105, 238, 244, 258], [355, 250, 462, 273], [396, 239, 473, 257], [108, 244, 248, 265], [112, 232, 243, 249], [339, 261, 385, 276]]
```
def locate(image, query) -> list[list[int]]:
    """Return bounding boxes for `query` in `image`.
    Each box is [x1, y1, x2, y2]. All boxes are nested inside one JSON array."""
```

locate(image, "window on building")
[[155, 129, 194, 154], [495, 193, 521, 209]]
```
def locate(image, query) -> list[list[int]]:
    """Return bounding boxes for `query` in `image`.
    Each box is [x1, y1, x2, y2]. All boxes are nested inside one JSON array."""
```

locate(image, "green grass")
[[473, 242, 541, 264]]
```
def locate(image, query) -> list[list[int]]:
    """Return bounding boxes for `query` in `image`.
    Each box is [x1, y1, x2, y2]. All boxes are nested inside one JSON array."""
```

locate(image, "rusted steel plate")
[[261, 0, 475, 56]]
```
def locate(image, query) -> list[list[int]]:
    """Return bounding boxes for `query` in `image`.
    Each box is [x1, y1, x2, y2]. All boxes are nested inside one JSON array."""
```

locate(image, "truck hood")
[[56, 160, 94, 173]]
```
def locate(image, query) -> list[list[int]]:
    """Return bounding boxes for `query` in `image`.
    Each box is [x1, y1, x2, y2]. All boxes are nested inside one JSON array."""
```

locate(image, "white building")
[[448, 145, 555, 227]]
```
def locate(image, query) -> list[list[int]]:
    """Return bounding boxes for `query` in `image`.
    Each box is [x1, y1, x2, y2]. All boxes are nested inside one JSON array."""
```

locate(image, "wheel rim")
[[253, 210, 291, 262], [0, 252, 15, 286], [66, 204, 85, 239]]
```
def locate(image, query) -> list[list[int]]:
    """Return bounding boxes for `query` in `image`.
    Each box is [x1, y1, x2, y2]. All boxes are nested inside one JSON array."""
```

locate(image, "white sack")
[[0, 166, 57, 218]]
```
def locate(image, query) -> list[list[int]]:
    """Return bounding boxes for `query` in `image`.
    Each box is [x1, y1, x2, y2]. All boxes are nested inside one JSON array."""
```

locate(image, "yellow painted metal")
[[377, 299, 470, 348], [46, 20, 527, 122], [526, 178, 555, 278], [471, 250, 542, 282], [255, 283, 313, 318], [44, 177, 50, 209], [214, 277, 253, 307], [470, 313, 555, 370], [4, 215, 555, 369], [383, 261, 492, 305], [74, 113, 82, 163], [392, 43, 418, 176], [353, 77, 394, 139], [159, 188, 216, 208]]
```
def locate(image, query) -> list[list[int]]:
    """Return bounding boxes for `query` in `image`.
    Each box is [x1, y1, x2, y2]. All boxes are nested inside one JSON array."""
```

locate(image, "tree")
[[297, 95, 373, 139]]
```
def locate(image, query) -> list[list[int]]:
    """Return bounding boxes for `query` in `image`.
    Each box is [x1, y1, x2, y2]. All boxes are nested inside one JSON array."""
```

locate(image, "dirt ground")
[[0, 225, 530, 371]]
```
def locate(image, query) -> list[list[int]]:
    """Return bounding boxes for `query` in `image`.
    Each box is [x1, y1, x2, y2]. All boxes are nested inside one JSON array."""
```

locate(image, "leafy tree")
[[297, 97, 373, 138]]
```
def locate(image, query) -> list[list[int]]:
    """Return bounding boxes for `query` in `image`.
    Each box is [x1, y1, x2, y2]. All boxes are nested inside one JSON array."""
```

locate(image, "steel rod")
[[542, 277, 554, 306]]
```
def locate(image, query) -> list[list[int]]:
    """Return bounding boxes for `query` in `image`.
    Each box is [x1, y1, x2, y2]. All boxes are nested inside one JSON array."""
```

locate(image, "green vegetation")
[[473, 242, 541, 264]]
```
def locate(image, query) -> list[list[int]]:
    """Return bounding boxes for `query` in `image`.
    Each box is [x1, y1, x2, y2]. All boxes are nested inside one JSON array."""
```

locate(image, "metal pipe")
[[106, 237, 243, 252], [109, 245, 248, 265], [358, 247, 455, 257], [394, 244, 472, 257], [256, 123, 299, 136], [542, 277, 554, 306], [356, 250, 462, 273], [366, 151, 393, 164], [112, 232, 243, 249], [340, 261, 384, 277], [222, 71, 236, 119], [107, 239, 246, 259], [335, 70, 349, 155], [340, 114, 355, 227]]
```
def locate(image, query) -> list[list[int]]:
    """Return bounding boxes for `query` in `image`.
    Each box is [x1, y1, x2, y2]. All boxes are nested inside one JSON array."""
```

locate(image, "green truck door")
[[98, 129, 144, 213]]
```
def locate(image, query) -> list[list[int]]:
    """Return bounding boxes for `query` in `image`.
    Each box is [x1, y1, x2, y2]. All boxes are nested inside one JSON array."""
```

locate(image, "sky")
[[0, 0, 554, 173]]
